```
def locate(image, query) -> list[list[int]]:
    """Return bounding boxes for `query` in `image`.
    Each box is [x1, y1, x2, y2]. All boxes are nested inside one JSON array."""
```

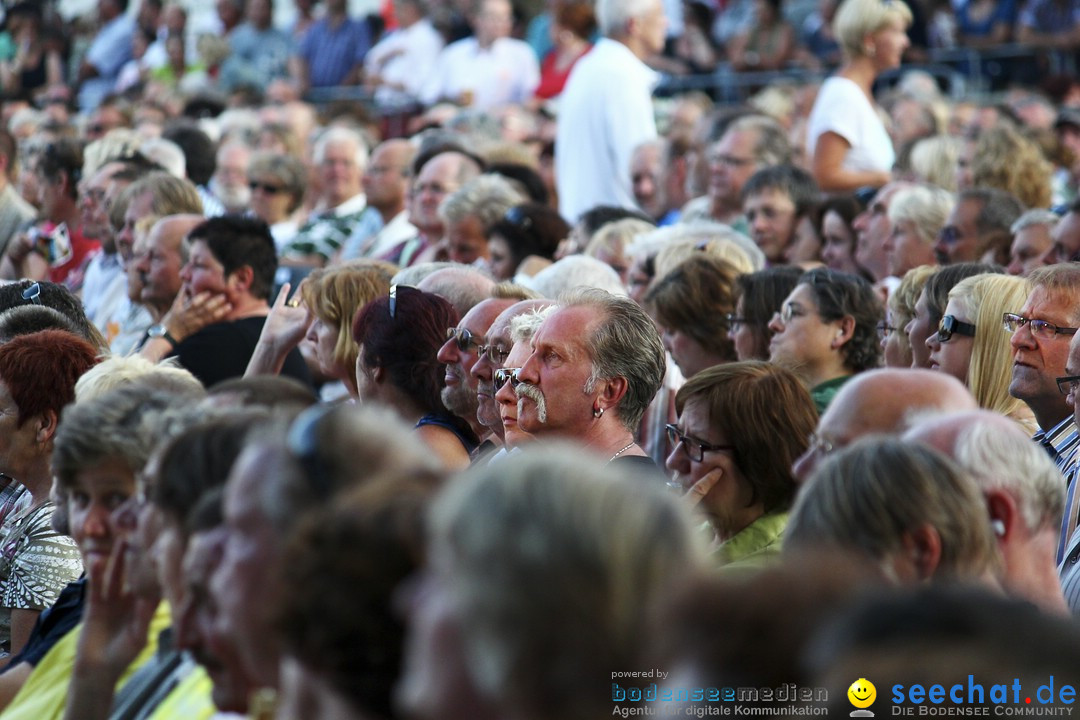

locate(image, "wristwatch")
[[147, 324, 177, 347]]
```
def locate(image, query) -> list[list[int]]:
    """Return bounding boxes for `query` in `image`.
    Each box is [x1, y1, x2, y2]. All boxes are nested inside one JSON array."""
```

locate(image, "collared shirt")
[[81, 251, 126, 332], [283, 193, 367, 262], [555, 38, 659, 221], [716, 511, 788, 570], [420, 36, 540, 110], [341, 208, 418, 261]]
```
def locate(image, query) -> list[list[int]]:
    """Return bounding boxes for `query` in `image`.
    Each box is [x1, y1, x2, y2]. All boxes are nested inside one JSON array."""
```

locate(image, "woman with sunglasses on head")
[[767, 267, 882, 412], [352, 285, 478, 469], [927, 273, 1037, 433], [485, 203, 570, 282], [665, 361, 817, 567], [728, 266, 803, 361]]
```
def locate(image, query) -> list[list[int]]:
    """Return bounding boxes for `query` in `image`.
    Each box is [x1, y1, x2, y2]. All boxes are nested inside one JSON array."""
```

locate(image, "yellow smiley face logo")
[[848, 678, 876, 709]]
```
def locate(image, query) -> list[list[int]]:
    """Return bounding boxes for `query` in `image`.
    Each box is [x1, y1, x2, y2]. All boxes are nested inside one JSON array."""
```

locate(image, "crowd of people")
[[0, 0, 1078, 716]]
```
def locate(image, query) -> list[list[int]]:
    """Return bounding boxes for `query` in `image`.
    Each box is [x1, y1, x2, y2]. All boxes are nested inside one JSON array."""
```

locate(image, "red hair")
[[0, 330, 99, 426]]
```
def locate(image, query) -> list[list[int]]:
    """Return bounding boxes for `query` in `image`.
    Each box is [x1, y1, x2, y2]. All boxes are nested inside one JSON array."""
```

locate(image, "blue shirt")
[[78, 14, 134, 110], [296, 16, 371, 87], [221, 22, 293, 91]]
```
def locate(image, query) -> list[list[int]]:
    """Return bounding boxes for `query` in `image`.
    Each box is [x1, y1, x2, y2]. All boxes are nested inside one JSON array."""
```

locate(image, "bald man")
[[339, 139, 418, 261], [905, 410, 1068, 616], [793, 368, 977, 482]]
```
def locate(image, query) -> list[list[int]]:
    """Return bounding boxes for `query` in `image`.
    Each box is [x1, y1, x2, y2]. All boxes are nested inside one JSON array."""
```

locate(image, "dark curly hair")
[[799, 267, 882, 373]]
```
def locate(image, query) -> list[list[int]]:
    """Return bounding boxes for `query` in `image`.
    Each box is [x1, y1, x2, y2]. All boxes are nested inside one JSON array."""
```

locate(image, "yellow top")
[[0, 601, 172, 720], [145, 664, 217, 720]]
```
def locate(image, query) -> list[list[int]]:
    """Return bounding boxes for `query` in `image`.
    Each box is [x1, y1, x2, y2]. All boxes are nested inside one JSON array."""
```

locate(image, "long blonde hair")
[[948, 274, 1033, 430]]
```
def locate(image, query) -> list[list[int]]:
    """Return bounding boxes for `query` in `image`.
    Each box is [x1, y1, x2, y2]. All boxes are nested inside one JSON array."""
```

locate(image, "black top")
[[168, 315, 312, 390], [1, 576, 85, 671]]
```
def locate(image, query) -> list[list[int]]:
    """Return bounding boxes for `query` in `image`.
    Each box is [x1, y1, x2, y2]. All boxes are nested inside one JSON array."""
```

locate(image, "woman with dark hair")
[[352, 286, 477, 469], [817, 194, 867, 277], [728, 266, 803, 361], [767, 267, 883, 412], [486, 203, 570, 282], [666, 361, 817, 566]]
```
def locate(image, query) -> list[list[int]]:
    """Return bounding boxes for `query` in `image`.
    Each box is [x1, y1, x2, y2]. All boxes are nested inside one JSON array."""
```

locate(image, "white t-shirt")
[[806, 76, 895, 175], [364, 18, 444, 107], [420, 37, 539, 110], [555, 38, 659, 222]]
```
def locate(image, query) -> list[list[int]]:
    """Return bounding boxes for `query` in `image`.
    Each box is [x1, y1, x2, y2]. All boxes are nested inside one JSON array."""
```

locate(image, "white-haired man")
[[555, 0, 666, 221], [905, 410, 1068, 616]]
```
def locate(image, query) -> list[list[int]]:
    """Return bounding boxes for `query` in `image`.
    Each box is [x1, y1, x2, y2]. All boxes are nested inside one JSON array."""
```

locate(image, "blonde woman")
[[909, 134, 961, 192], [882, 264, 935, 367], [926, 273, 1036, 434], [806, 0, 913, 191]]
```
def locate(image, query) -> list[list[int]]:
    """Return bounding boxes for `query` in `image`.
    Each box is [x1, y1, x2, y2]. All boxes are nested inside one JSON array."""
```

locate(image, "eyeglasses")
[[249, 181, 284, 194], [493, 367, 522, 390], [476, 343, 511, 365], [1058, 375, 1080, 396], [706, 152, 755, 168], [445, 327, 484, 353], [937, 315, 976, 343], [665, 423, 733, 463], [1002, 312, 1079, 339], [726, 313, 750, 331], [778, 301, 809, 325], [805, 431, 836, 459], [21, 282, 40, 305], [876, 322, 897, 341]]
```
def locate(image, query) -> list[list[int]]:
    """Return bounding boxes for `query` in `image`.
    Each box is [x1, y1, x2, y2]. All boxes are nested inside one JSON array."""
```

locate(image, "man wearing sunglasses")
[[470, 298, 552, 459], [436, 296, 518, 452], [933, 188, 1022, 267]]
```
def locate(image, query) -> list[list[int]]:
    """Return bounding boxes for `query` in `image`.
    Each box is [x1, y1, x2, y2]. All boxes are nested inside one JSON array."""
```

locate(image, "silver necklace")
[[609, 442, 635, 462]]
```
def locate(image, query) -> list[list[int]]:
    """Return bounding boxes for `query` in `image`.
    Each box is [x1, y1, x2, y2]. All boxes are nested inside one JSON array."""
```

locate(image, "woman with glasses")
[[246, 151, 307, 252], [767, 267, 882, 412], [729, 266, 803, 361], [644, 254, 739, 378], [927, 273, 1036, 433], [352, 286, 478, 469], [665, 361, 817, 567]]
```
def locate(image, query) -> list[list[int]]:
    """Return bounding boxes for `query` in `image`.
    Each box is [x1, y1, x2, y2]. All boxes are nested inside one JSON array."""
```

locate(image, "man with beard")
[[436, 296, 518, 451], [512, 287, 665, 467], [208, 141, 251, 214]]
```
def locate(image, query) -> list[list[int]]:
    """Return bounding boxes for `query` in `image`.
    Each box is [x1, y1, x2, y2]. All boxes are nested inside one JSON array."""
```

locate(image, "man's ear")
[[986, 489, 1017, 542], [902, 524, 943, 582], [596, 375, 629, 413]]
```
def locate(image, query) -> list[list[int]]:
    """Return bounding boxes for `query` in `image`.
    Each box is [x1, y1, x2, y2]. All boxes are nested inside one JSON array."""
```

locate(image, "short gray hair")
[[439, 174, 523, 228], [954, 421, 1065, 533], [558, 287, 666, 431], [725, 114, 793, 167], [312, 126, 368, 168], [527, 255, 627, 298], [509, 306, 554, 345], [1011, 208, 1061, 236]]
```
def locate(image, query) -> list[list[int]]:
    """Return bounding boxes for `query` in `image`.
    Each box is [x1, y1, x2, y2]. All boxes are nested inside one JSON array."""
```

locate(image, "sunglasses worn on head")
[[937, 315, 976, 343]]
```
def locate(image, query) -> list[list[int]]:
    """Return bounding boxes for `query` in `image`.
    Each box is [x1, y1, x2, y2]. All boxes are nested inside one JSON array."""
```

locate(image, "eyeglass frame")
[[493, 367, 522, 390], [876, 321, 897, 341], [1058, 375, 1080, 396], [665, 423, 734, 463], [1002, 312, 1079, 339], [726, 313, 751, 331], [445, 327, 485, 354], [936, 315, 977, 343], [476, 342, 511, 365]]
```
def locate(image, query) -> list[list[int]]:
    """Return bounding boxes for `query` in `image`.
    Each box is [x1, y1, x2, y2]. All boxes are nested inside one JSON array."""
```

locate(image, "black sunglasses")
[[445, 327, 484, 353], [249, 181, 284, 194], [494, 367, 522, 390], [937, 315, 976, 343]]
